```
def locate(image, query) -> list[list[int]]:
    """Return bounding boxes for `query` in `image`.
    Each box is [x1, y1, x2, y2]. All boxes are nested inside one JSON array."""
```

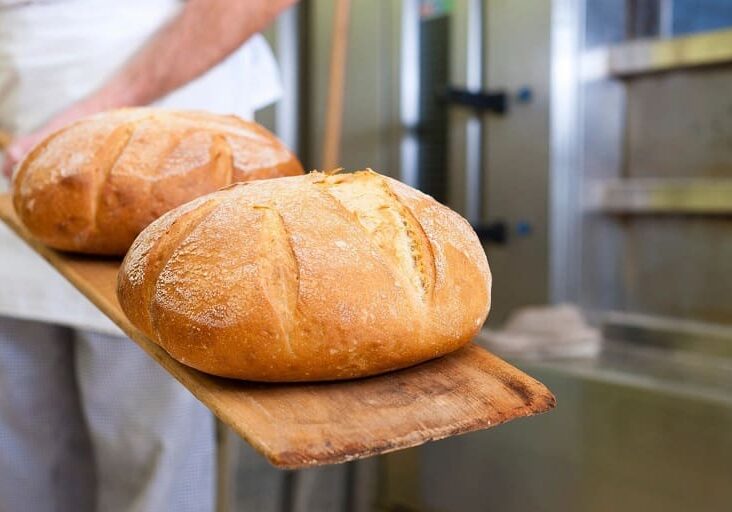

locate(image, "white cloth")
[[0, 0, 283, 331], [478, 304, 602, 359], [0, 316, 215, 512]]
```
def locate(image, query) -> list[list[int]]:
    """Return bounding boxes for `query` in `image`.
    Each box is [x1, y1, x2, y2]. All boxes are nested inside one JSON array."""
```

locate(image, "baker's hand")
[[1, 102, 95, 179]]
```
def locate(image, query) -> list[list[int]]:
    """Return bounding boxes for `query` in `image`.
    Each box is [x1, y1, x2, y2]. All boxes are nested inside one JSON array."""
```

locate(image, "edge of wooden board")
[[267, 346, 557, 468]]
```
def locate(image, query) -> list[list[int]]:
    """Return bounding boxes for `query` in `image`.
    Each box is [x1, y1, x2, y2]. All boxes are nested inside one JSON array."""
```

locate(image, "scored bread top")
[[12, 108, 303, 255], [118, 169, 491, 382]]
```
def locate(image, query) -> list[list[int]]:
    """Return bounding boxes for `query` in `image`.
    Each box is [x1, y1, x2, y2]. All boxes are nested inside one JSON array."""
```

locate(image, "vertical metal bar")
[[215, 419, 233, 512], [549, 0, 585, 303], [341, 462, 356, 512], [297, 1, 312, 168], [464, 0, 484, 224], [658, 0, 674, 38], [625, 0, 636, 39], [280, 471, 296, 512], [399, 0, 420, 188], [275, 5, 301, 153]]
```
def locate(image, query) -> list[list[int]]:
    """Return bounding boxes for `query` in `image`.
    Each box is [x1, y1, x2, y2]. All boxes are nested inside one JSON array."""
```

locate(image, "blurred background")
[[228, 0, 732, 511]]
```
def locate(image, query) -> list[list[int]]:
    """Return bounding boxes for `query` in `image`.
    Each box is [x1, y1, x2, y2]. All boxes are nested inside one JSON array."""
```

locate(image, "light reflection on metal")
[[464, 118, 482, 223], [399, 0, 420, 188], [658, 0, 674, 39], [400, 0, 420, 129], [466, 0, 482, 90], [464, 0, 483, 224], [549, 0, 584, 303], [400, 134, 419, 189], [275, 5, 300, 152]]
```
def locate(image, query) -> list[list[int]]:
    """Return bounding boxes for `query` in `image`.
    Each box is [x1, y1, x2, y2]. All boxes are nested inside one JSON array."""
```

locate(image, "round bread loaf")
[[12, 108, 303, 255], [118, 170, 491, 382]]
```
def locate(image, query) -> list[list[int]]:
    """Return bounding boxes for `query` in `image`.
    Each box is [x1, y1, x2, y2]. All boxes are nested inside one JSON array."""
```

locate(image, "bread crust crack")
[[314, 171, 435, 304]]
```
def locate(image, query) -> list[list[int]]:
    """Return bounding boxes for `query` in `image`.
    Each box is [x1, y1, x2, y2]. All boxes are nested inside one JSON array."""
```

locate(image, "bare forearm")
[[2, 0, 296, 178], [81, 0, 297, 112]]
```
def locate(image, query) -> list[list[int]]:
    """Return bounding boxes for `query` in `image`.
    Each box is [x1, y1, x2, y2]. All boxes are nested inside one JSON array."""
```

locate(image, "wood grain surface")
[[0, 194, 555, 468]]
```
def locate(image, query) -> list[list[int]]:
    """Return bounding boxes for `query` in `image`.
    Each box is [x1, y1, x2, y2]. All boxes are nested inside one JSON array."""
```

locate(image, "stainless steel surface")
[[608, 28, 732, 77], [463, 0, 484, 224], [447, 0, 466, 217], [658, 0, 674, 39], [398, 0, 420, 188], [481, 0, 551, 323], [586, 178, 732, 214], [622, 217, 732, 325], [579, 78, 626, 312], [550, 0, 584, 304], [625, 66, 732, 180], [381, 2, 732, 510], [274, 6, 302, 153], [445, 0, 484, 225], [599, 310, 732, 359], [530, 341, 732, 405], [391, 336, 732, 512], [578, 4, 732, 324]]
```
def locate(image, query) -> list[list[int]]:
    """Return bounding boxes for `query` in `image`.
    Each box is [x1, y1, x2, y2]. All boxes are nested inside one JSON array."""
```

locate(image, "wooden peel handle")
[[322, 0, 351, 171]]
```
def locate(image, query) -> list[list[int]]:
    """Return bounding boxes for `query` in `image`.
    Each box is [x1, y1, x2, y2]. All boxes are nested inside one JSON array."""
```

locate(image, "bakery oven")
[[244, 1, 732, 510], [380, 1, 732, 511]]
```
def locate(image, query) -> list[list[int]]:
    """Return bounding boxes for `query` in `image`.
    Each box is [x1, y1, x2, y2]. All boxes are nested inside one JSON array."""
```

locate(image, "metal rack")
[[586, 178, 732, 214], [609, 28, 732, 77]]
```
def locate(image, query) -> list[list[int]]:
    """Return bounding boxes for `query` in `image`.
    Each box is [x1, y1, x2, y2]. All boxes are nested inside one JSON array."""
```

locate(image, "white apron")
[[0, 0, 283, 332]]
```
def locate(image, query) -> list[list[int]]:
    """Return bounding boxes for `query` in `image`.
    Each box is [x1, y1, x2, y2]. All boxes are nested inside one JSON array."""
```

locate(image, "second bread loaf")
[[12, 108, 303, 255]]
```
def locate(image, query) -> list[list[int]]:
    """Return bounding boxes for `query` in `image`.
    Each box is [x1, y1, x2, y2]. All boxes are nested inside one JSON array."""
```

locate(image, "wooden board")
[[0, 194, 555, 468]]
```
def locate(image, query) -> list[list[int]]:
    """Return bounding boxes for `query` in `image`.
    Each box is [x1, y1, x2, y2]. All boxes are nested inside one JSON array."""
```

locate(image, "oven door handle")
[[441, 87, 508, 114]]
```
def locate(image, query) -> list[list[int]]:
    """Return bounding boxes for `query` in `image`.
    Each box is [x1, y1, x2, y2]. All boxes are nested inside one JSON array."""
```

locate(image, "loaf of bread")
[[12, 108, 303, 255], [118, 170, 491, 382]]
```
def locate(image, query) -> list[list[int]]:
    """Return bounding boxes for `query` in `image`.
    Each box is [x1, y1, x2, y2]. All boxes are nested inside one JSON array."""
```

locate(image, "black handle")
[[473, 221, 507, 245], [441, 87, 508, 114]]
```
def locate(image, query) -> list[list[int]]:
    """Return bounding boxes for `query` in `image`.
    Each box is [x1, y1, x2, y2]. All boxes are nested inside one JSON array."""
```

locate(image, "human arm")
[[3, 0, 297, 177]]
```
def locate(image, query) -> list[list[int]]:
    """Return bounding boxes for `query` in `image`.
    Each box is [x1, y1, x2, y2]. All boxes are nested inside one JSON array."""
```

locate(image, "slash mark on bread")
[[253, 204, 300, 358], [90, 125, 134, 236], [315, 171, 435, 302]]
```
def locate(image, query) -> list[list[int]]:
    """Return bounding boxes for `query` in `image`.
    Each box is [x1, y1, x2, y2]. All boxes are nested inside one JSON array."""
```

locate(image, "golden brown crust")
[[118, 170, 491, 382], [12, 108, 304, 255]]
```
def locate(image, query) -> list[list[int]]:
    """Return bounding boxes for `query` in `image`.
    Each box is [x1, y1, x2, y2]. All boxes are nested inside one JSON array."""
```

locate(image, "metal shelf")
[[607, 29, 732, 77], [585, 178, 732, 214], [581, 29, 732, 80], [599, 310, 732, 360]]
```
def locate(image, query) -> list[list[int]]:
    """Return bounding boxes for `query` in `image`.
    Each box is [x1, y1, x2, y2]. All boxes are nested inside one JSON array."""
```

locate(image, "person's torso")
[[0, 0, 283, 330], [0, 0, 283, 134]]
